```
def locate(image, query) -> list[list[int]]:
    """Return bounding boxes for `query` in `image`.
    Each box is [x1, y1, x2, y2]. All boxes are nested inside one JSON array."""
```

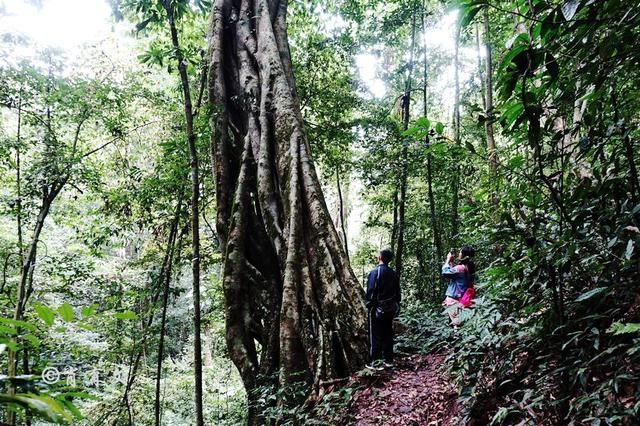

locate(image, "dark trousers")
[[368, 308, 394, 362]]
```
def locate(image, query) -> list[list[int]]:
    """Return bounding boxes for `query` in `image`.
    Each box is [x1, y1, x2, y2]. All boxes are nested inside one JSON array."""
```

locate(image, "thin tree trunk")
[[119, 206, 183, 424], [451, 20, 462, 242], [395, 8, 417, 278], [483, 8, 497, 183], [624, 134, 639, 204], [335, 166, 349, 259], [207, 1, 367, 421], [8, 192, 55, 426], [155, 198, 183, 426], [13, 94, 28, 425], [571, 78, 582, 147], [421, 2, 443, 268], [475, 23, 486, 113], [162, 2, 204, 424], [16, 93, 24, 267], [391, 189, 398, 252]]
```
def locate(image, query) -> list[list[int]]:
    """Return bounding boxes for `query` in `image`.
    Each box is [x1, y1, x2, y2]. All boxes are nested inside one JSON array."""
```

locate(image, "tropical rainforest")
[[0, 0, 639, 424]]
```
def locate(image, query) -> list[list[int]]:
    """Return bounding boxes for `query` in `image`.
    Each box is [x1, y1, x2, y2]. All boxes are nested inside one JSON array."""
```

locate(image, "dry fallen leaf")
[[349, 353, 459, 426]]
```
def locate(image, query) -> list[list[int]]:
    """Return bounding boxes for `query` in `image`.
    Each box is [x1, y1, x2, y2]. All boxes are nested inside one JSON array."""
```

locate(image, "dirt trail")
[[346, 353, 459, 425]]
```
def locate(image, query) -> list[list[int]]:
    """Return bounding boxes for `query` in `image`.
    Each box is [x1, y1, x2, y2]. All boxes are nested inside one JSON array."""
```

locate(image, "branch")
[[79, 120, 159, 159], [193, 56, 208, 117], [1, 252, 21, 294], [20, 109, 59, 145], [71, 111, 90, 156]]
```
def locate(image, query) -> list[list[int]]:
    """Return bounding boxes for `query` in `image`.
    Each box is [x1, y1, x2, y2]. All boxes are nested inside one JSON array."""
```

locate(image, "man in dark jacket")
[[365, 248, 401, 369]]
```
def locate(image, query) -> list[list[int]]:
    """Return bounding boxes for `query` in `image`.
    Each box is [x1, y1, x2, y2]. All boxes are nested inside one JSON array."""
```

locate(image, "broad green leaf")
[[135, 17, 154, 33], [460, 2, 485, 27], [401, 126, 417, 137], [575, 287, 608, 303], [490, 407, 509, 425], [415, 116, 430, 129], [0, 318, 37, 331], [507, 155, 524, 169], [57, 303, 74, 322], [624, 239, 634, 260], [23, 334, 40, 348], [81, 304, 98, 318], [501, 103, 524, 127], [435, 122, 445, 135], [561, 0, 580, 21], [34, 304, 56, 326], [62, 399, 83, 419], [114, 310, 139, 321], [0, 393, 73, 423], [0, 325, 16, 335], [607, 322, 640, 335]]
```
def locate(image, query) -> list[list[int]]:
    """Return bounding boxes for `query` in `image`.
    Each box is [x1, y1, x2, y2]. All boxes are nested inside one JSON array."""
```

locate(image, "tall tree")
[[207, 0, 368, 420], [420, 1, 443, 271], [159, 1, 205, 424], [450, 18, 462, 242], [395, 6, 418, 278], [483, 7, 497, 183]]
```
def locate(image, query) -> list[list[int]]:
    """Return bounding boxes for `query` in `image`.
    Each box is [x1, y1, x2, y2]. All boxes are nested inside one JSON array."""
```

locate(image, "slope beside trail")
[[345, 352, 459, 425]]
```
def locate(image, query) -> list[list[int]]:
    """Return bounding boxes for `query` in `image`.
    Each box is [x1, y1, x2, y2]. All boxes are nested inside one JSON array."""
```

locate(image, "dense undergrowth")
[[399, 272, 640, 425]]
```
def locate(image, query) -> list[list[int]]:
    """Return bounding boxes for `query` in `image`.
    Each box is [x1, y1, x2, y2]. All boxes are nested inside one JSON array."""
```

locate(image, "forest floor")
[[345, 352, 460, 425]]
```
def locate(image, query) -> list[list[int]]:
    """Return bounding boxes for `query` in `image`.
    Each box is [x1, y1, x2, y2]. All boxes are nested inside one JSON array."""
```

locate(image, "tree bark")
[[8, 186, 57, 426], [421, 2, 442, 266], [335, 166, 349, 259], [395, 8, 417, 278], [475, 23, 486, 113], [451, 20, 462, 242], [16, 92, 24, 267], [483, 8, 497, 183], [391, 189, 398, 252], [154, 198, 183, 426], [161, 2, 204, 424], [154, 206, 182, 426], [207, 0, 367, 421]]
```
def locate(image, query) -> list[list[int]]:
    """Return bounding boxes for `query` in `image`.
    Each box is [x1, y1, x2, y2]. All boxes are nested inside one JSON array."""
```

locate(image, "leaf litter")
[[345, 353, 459, 425]]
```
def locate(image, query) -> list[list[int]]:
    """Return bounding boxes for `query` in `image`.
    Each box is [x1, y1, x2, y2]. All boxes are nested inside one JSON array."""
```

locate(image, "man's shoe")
[[366, 363, 384, 371]]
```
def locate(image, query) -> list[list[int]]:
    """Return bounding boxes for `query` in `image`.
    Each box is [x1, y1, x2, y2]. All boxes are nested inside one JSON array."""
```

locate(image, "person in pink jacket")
[[441, 246, 475, 326]]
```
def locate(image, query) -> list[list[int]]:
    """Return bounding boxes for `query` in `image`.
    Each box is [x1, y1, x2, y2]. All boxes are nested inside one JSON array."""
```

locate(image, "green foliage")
[[608, 322, 640, 336], [0, 392, 80, 424], [253, 376, 359, 426], [2, 0, 640, 424]]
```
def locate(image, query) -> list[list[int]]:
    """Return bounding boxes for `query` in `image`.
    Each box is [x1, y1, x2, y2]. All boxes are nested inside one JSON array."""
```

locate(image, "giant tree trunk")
[[207, 0, 368, 420]]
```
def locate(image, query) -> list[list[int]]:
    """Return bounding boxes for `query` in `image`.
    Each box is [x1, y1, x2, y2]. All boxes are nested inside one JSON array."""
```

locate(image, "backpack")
[[458, 264, 475, 308], [459, 287, 475, 308]]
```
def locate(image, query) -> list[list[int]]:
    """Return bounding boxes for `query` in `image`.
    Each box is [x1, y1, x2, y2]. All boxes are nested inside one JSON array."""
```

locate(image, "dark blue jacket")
[[365, 264, 401, 308]]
